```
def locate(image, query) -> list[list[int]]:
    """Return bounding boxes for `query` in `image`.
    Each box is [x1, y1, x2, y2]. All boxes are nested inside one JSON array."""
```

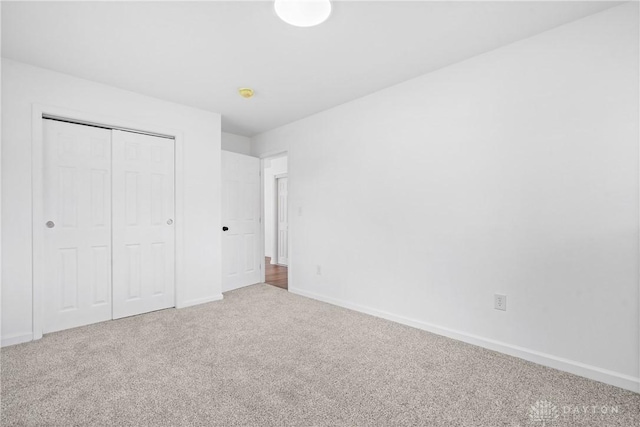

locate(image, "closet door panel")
[[42, 120, 112, 333], [112, 130, 175, 319]]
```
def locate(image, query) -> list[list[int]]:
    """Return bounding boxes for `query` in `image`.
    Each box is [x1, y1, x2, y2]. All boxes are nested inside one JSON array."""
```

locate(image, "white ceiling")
[[2, 1, 622, 136]]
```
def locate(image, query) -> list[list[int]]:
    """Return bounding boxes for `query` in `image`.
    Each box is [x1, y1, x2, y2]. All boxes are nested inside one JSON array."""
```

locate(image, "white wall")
[[264, 156, 288, 259], [222, 132, 251, 155], [252, 3, 640, 391], [0, 8, 3, 348], [1, 59, 223, 345]]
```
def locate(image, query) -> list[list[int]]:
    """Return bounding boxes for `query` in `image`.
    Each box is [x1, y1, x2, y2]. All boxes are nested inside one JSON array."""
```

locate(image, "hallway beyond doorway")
[[265, 257, 288, 290]]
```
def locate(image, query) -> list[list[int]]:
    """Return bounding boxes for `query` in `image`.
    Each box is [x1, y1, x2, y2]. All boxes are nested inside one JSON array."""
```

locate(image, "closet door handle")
[[167, 219, 173, 225], [46, 221, 55, 228], [222, 226, 229, 231]]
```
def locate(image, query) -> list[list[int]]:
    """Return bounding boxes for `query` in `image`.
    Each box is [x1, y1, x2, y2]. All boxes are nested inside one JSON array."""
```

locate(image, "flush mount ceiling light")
[[238, 88, 254, 99], [274, 0, 332, 27]]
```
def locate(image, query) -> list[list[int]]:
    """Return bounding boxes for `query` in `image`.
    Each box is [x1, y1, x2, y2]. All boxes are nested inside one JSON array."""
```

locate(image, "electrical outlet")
[[316, 265, 322, 275], [494, 294, 507, 311]]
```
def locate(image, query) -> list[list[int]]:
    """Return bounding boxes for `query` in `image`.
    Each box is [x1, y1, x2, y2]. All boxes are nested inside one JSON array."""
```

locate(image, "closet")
[[42, 119, 175, 333]]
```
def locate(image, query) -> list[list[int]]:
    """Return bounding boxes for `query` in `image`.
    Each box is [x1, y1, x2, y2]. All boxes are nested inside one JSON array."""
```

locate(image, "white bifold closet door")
[[111, 130, 175, 319], [42, 120, 175, 333], [43, 120, 113, 333]]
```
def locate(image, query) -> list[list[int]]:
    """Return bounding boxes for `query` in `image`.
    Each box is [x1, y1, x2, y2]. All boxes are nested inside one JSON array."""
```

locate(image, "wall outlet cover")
[[494, 294, 507, 311]]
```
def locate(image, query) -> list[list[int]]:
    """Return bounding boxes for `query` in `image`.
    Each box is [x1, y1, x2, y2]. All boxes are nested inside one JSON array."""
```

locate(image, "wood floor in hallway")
[[265, 257, 288, 290]]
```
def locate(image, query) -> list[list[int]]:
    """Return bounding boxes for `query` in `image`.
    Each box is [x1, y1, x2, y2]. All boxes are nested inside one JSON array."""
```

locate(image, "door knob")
[[222, 226, 229, 231], [167, 219, 173, 225], [46, 221, 55, 228]]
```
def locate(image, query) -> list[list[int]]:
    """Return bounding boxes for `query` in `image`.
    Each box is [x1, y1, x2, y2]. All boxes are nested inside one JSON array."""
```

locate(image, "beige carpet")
[[1, 284, 639, 426]]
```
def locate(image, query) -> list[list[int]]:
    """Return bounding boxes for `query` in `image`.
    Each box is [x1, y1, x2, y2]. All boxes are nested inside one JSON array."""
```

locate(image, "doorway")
[[263, 155, 288, 290]]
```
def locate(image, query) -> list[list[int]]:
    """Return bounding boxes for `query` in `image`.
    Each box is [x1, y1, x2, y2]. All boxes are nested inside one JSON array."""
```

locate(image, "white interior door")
[[43, 120, 112, 333], [222, 151, 261, 292], [277, 176, 288, 266], [112, 130, 175, 319]]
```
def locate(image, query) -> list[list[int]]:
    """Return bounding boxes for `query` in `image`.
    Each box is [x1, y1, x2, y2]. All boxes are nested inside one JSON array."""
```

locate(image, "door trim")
[[31, 103, 185, 340], [274, 173, 288, 266]]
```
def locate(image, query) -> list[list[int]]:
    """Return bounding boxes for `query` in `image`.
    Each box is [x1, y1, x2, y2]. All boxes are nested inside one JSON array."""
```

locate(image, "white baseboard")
[[178, 294, 224, 309], [1, 333, 33, 347], [223, 281, 261, 293], [2, 295, 225, 347], [289, 287, 640, 393]]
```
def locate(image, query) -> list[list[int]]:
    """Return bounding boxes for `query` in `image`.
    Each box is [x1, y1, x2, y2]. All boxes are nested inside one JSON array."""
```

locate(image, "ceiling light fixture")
[[238, 88, 254, 99], [274, 0, 332, 28]]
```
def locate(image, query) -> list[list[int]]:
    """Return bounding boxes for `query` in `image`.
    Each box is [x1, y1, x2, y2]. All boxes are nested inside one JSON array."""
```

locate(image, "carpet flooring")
[[1, 284, 639, 426]]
